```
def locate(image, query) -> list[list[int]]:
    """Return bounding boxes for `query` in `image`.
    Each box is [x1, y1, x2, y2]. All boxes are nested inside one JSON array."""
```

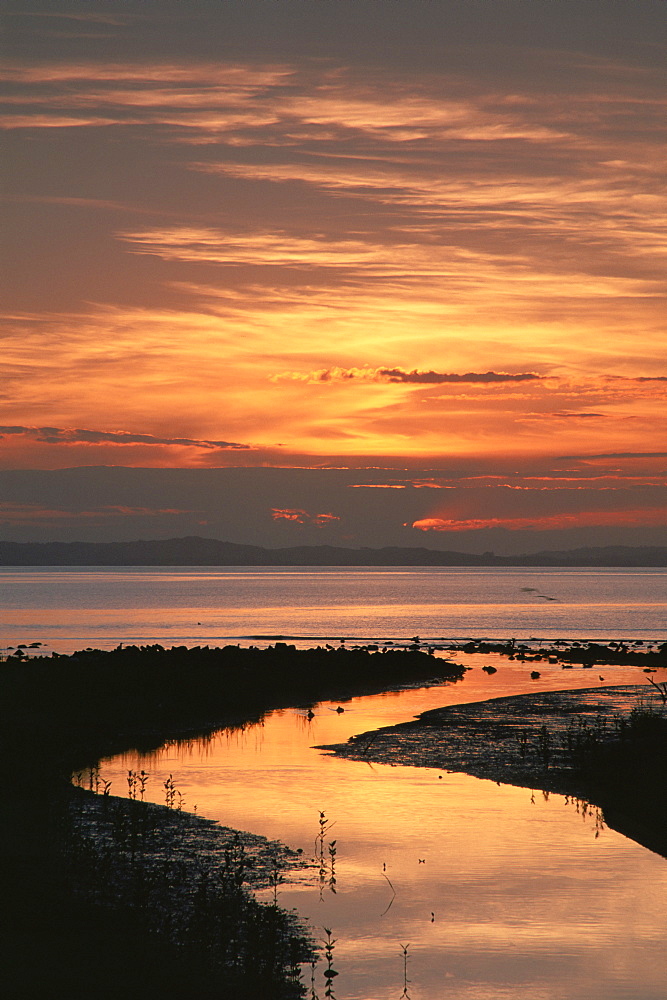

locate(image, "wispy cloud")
[[271, 507, 340, 526], [2, 14, 665, 484], [520, 411, 608, 422], [272, 367, 542, 385], [412, 508, 667, 532], [560, 451, 667, 460], [0, 502, 187, 524], [7, 12, 130, 25], [0, 426, 250, 450]]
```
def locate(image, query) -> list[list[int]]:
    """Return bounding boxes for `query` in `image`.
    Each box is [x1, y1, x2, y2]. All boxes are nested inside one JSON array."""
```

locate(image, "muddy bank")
[[320, 684, 667, 857], [1, 644, 463, 999], [66, 783, 312, 900], [0, 643, 466, 774], [62, 787, 315, 992], [4, 785, 315, 999]]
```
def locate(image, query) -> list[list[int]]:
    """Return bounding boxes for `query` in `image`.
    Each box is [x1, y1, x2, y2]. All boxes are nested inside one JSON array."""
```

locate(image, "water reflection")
[[98, 657, 667, 999]]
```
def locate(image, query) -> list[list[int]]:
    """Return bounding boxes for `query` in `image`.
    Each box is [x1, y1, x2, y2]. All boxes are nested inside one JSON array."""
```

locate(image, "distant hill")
[[0, 537, 665, 566]]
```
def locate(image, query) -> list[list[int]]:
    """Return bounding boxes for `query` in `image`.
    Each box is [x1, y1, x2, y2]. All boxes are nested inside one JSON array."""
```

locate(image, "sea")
[[8, 563, 667, 997], [1, 564, 665, 654]]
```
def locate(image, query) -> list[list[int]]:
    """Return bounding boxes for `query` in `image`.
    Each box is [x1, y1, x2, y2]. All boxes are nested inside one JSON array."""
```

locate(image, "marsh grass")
[[321, 928, 338, 999], [64, 787, 315, 997], [163, 773, 177, 808], [328, 840, 337, 894], [315, 811, 337, 899], [512, 682, 667, 779]]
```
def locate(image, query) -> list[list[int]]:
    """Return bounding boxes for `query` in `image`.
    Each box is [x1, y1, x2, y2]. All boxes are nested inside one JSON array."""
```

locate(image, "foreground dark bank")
[[1, 644, 463, 999], [0, 642, 466, 769]]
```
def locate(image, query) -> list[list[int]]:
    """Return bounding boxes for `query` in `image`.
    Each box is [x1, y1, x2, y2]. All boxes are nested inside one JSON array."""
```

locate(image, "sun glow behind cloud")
[[412, 509, 667, 533]]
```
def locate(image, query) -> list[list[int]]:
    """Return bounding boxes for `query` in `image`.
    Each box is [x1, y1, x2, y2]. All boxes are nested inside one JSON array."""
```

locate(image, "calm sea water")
[[1, 565, 665, 654]]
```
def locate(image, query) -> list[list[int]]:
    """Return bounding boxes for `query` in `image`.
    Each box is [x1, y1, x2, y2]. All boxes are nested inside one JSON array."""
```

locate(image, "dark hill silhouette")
[[0, 537, 665, 566]]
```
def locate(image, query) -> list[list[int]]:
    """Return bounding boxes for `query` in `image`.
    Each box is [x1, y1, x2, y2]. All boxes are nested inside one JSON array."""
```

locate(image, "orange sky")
[[1, 2, 665, 549]]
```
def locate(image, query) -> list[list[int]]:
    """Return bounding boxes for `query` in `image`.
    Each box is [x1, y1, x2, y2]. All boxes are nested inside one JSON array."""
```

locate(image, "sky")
[[1, 0, 666, 552]]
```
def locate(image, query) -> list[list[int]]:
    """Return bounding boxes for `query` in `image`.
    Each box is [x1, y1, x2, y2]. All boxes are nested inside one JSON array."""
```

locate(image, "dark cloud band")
[[274, 367, 542, 384], [0, 425, 250, 450]]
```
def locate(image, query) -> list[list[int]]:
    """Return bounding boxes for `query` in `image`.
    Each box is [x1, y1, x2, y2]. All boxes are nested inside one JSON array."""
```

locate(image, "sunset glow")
[[2, 2, 665, 551]]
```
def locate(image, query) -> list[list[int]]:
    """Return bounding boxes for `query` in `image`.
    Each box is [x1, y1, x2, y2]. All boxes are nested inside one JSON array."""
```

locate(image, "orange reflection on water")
[[97, 656, 667, 999]]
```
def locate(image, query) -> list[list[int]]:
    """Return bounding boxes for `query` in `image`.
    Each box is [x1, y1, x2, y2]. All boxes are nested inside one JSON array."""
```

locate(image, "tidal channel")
[[98, 653, 667, 999]]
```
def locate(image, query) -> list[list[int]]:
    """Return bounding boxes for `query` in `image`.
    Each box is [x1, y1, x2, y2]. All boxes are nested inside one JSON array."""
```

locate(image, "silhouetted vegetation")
[[56, 787, 314, 998], [573, 705, 667, 854], [0, 642, 464, 770], [1, 643, 463, 998], [454, 637, 667, 669]]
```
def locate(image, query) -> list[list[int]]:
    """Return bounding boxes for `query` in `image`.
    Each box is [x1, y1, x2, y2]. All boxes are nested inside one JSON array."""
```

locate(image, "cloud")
[[379, 369, 542, 385], [5, 193, 162, 216], [553, 412, 607, 419], [2, 17, 665, 476], [348, 483, 407, 489], [115, 224, 663, 302], [7, 12, 129, 25], [0, 60, 287, 88], [560, 451, 667, 460], [348, 478, 448, 489], [0, 426, 250, 450], [272, 367, 543, 385], [118, 228, 409, 271], [271, 507, 340, 527], [0, 502, 187, 524], [411, 508, 667, 532], [521, 411, 608, 421]]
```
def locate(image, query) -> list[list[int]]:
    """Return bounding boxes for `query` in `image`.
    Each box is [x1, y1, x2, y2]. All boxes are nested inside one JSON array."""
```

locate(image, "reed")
[[137, 769, 149, 800], [163, 773, 177, 809], [315, 811, 337, 899], [322, 928, 338, 999]]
